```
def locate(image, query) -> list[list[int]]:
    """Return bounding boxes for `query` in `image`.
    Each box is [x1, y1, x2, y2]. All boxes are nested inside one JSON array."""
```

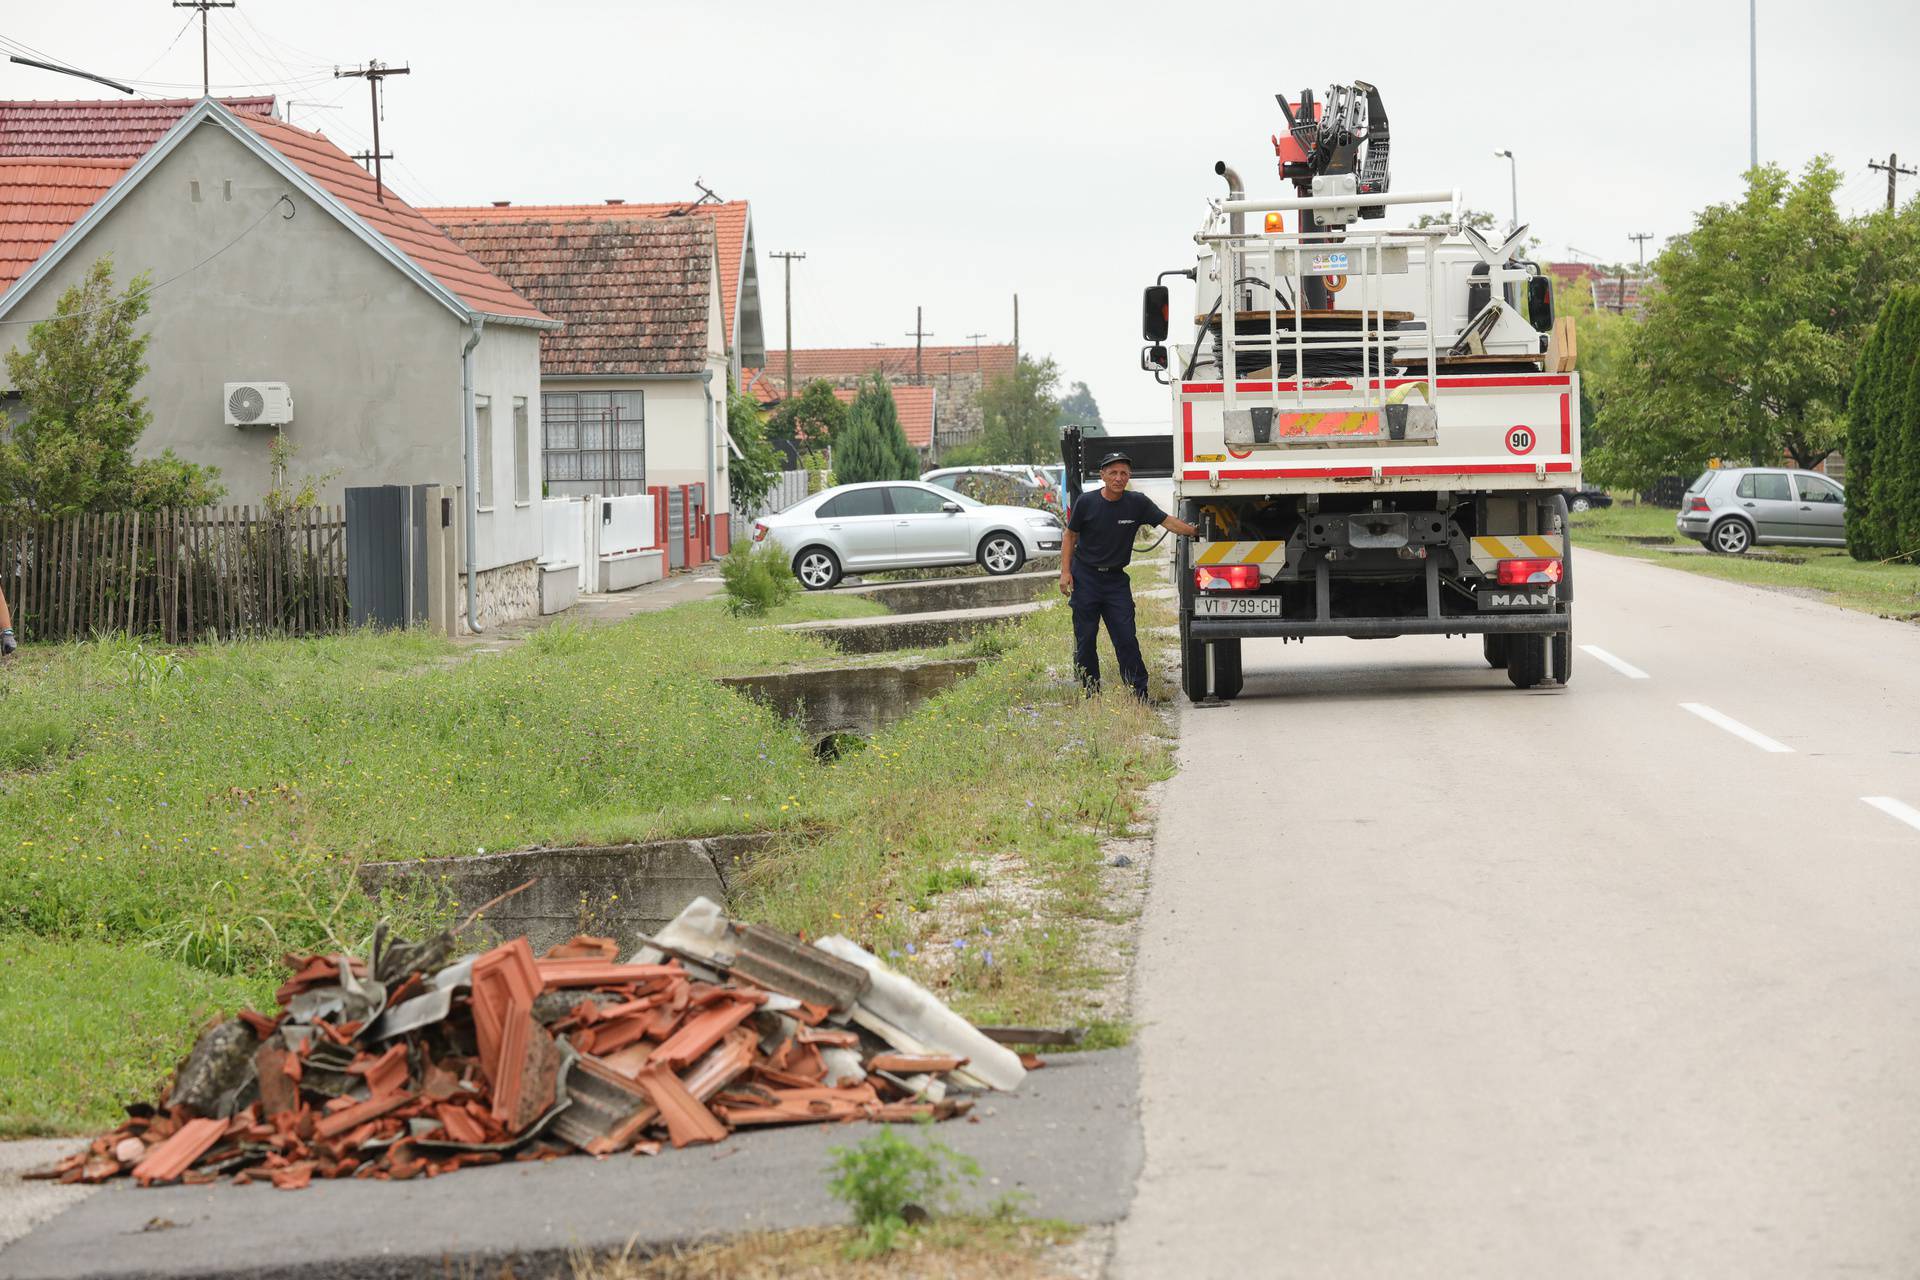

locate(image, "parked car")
[[752, 481, 1064, 589], [1676, 466, 1846, 554], [1567, 486, 1613, 513]]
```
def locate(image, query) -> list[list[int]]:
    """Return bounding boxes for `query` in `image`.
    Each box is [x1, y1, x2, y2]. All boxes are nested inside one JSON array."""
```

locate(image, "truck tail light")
[[752, 521, 769, 543], [1496, 558, 1562, 585], [1195, 564, 1260, 592], [1687, 495, 1710, 512]]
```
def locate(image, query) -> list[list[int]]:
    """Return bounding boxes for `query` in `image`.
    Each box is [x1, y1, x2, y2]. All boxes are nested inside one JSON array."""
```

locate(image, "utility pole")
[[172, 0, 235, 98], [333, 60, 410, 203], [769, 250, 805, 400], [1012, 295, 1020, 366], [904, 307, 932, 385], [1869, 154, 1918, 211], [1749, 0, 1758, 173], [1628, 231, 1653, 275], [1494, 149, 1518, 233]]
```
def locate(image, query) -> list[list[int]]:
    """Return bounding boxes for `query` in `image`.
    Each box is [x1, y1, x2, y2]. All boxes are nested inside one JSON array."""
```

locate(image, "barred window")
[[542, 390, 645, 492]]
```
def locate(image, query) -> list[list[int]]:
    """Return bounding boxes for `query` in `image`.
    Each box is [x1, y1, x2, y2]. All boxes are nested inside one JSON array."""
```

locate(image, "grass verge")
[[571, 1219, 1084, 1280], [1571, 504, 1920, 622]]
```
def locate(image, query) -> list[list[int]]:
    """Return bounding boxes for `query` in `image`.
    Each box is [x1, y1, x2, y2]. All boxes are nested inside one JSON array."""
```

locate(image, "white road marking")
[[1862, 796, 1920, 834], [1679, 702, 1793, 754], [1580, 645, 1649, 679]]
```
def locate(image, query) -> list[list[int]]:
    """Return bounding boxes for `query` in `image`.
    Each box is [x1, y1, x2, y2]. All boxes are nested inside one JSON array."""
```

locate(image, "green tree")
[[1415, 207, 1498, 231], [1845, 289, 1914, 558], [724, 376, 785, 511], [971, 355, 1062, 464], [833, 373, 917, 484], [0, 256, 223, 514], [1057, 379, 1104, 434], [767, 379, 846, 451], [1588, 160, 1920, 490]]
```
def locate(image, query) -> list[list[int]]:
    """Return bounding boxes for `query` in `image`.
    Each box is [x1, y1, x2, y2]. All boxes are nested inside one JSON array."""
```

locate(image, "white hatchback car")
[[752, 481, 1063, 590]]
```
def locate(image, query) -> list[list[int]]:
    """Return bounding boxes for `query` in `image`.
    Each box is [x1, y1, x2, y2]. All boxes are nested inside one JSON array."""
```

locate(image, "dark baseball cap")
[[1095, 450, 1135, 469]]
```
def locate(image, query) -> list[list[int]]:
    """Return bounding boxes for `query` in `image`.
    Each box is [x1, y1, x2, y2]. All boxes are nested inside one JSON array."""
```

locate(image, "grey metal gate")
[[345, 484, 431, 627], [665, 488, 686, 570]]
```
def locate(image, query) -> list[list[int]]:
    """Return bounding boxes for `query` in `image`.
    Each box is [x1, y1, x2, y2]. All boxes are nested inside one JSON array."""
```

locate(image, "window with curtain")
[[540, 390, 645, 492]]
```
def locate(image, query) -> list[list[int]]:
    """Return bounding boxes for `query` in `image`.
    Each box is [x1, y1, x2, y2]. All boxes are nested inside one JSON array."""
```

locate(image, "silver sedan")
[[751, 481, 1063, 590]]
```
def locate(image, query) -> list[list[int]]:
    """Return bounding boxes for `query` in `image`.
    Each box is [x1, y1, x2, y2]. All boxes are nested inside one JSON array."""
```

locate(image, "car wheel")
[[793, 547, 842, 590], [1710, 518, 1752, 555], [1569, 495, 1592, 513], [1211, 639, 1243, 700], [1483, 634, 1509, 669], [1507, 633, 1549, 689], [978, 532, 1025, 576]]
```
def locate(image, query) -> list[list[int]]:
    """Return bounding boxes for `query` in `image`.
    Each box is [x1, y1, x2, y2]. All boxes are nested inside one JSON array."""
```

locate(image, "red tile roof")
[[0, 157, 126, 291], [437, 216, 715, 376], [0, 96, 273, 159], [234, 115, 548, 323], [423, 200, 751, 349], [769, 344, 1016, 383], [745, 376, 936, 449]]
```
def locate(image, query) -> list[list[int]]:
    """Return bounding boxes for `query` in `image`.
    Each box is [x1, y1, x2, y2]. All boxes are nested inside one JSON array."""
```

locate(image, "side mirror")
[[1142, 284, 1170, 342], [941, 501, 963, 514], [1140, 344, 1169, 372], [1527, 273, 1554, 330]]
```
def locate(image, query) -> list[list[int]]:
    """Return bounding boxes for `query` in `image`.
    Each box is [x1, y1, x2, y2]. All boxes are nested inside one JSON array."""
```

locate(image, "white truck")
[[1074, 80, 1580, 701]]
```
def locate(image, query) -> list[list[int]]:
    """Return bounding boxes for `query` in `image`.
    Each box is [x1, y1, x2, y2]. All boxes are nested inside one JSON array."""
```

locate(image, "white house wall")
[[467, 323, 543, 571]]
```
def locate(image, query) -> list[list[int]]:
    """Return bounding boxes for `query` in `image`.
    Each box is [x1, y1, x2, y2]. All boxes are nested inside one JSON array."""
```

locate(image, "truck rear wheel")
[[1507, 633, 1550, 689], [1483, 634, 1509, 669], [1211, 639, 1243, 700], [1552, 616, 1572, 684], [1181, 635, 1209, 703]]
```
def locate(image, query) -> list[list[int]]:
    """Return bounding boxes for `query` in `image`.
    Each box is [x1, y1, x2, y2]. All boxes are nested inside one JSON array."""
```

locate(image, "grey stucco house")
[[0, 97, 559, 628]]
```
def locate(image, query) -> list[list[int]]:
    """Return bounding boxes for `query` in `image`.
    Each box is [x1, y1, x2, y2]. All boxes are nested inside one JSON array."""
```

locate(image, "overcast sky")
[[6, 1, 1919, 428]]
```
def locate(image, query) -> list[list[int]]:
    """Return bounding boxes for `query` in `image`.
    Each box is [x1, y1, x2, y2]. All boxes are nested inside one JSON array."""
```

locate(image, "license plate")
[[1193, 596, 1282, 617]]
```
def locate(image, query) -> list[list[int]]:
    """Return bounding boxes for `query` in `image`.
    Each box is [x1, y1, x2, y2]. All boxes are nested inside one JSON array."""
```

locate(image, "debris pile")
[[37, 898, 1026, 1189]]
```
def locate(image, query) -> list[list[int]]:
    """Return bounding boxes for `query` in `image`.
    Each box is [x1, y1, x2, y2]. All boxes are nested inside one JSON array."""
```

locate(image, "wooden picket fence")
[[0, 506, 347, 644]]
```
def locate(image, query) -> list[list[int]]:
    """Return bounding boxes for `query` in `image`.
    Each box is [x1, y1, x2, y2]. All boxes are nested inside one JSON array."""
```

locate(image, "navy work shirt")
[[1067, 488, 1168, 570]]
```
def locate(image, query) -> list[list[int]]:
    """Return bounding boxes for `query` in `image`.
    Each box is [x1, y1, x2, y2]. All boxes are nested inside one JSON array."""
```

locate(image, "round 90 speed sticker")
[[1505, 425, 1536, 456]]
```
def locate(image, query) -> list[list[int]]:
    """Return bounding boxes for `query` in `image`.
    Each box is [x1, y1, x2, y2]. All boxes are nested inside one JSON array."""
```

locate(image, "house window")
[[475, 395, 493, 510], [512, 397, 530, 505], [541, 390, 645, 494]]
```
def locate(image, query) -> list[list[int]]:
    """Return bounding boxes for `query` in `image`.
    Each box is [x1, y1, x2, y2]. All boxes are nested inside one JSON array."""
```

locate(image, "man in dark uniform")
[[1059, 451, 1198, 698]]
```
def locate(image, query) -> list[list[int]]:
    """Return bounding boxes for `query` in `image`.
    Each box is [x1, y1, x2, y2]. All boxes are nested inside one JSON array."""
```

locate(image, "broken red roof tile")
[[315, 1092, 412, 1140], [131, 1118, 225, 1186], [648, 998, 759, 1072], [867, 1053, 968, 1074], [635, 1065, 727, 1149], [535, 960, 682, 989], [542, 935, 619, 961]]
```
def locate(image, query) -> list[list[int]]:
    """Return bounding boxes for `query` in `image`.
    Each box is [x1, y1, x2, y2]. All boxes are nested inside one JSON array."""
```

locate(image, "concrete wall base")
[[457, 559, 540, 633], [600, 550, 666, 592], [539, 563, 579, 615], [359, 833, 774, 954]]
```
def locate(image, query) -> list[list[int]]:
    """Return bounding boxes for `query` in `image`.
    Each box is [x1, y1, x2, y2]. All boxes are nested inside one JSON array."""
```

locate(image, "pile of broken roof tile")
[[37, 898, 1026, 1190]]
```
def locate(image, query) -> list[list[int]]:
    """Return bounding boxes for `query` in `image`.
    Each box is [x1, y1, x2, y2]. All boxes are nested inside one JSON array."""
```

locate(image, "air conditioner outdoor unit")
[[224, 381, 293, 427]]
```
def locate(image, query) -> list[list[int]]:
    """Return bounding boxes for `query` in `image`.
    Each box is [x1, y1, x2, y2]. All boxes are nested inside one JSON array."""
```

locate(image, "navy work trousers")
[[1071, 565, 1148, 699]]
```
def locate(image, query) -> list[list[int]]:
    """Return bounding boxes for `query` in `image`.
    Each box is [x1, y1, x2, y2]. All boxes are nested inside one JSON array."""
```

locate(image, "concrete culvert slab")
[[777, 601, 1047, 654], [837, 569, 1056, 614], [358, 834, 775, 955], [718, 656, 990, 741]]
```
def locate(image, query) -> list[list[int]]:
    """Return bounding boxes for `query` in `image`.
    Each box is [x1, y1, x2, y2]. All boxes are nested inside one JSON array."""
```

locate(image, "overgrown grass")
[[1571, 503, 1920, 620], [0, 934, 271, 1137], [0, 570, 1170, 1134], [571, 1218, 1083, 1280]]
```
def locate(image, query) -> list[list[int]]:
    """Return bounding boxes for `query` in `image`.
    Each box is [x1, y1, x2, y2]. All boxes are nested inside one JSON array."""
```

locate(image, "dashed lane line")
[[1862, 796, 1920, 834], [1679, 702, 1794, 754], [1580, 645, 1649, 679]]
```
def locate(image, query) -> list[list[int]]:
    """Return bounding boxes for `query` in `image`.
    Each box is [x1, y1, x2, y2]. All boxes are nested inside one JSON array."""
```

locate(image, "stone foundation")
[[457, 558, 539, 632]]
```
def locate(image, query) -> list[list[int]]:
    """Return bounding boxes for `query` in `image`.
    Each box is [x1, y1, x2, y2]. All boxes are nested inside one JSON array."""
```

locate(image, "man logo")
[[1486, 591, 1552, 608]]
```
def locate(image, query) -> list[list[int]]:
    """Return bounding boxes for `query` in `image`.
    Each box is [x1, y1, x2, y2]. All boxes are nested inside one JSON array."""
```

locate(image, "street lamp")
[[1494, 149, 1518, 233]]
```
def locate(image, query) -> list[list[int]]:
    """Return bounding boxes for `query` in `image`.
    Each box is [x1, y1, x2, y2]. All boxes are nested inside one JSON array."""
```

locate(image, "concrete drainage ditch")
[[358, 834, 775, 956], [718, 655, 989, 752]]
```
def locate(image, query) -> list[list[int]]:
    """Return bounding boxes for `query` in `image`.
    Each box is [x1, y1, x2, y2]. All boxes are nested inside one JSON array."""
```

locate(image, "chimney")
[[491, 200, 510, 207], [606, 198, 625, 205]]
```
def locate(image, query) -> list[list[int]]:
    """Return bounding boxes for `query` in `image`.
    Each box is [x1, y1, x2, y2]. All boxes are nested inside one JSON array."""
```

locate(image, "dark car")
[[1568, 487, 1613, 513]]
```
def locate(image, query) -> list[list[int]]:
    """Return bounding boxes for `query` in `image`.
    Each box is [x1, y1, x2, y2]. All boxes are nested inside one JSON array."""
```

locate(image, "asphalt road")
[[1116, 548, 1920, 1278], [0, 1049, 1137, 1280]]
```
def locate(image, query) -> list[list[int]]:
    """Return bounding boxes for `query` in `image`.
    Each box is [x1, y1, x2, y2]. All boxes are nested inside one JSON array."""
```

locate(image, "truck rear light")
[[1496, 558, 1562, 585], [752, 521, 769, 543], [1194, 564, 1260, 592], [1686, 496, 1710, 512]]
